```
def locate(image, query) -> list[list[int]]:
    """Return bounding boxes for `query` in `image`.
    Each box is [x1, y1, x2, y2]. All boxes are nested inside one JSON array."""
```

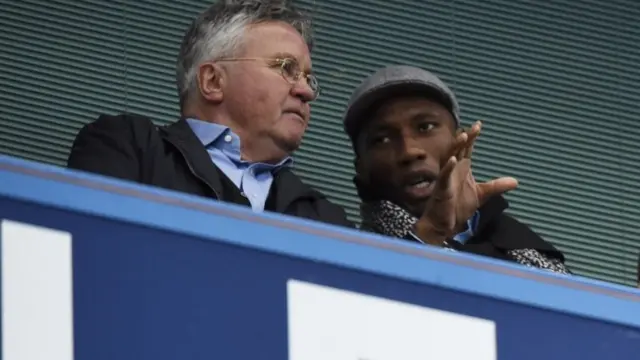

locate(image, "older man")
[[68, 0, 351, 226]]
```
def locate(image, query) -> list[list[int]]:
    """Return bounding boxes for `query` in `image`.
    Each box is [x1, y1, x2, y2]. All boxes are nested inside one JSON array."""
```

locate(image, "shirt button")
[[224, 134, 232, 143]]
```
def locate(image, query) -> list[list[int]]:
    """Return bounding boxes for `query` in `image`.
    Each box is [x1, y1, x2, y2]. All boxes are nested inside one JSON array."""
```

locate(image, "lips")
[[402, 171, 437, 200], [283, 109, 307, 124]]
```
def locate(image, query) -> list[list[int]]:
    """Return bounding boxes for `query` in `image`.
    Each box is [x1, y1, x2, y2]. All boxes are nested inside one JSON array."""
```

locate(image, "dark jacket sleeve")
[[314, 197, 356, 229], [67, 114, 154, 182], [491, 213, 567, 262]]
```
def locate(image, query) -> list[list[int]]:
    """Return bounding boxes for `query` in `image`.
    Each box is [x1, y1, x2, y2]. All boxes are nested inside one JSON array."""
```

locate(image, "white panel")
[[287, 279, 496, 360], [1, 219, 74, 360]]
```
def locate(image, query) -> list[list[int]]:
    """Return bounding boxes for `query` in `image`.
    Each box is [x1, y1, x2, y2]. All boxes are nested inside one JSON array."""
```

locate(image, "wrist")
[[454, 222, 467, 234], [413, 219, 449, 246]]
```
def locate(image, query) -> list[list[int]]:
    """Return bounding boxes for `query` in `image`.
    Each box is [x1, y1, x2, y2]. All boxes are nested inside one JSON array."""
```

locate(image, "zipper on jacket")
[[165, 138, 222, 200]]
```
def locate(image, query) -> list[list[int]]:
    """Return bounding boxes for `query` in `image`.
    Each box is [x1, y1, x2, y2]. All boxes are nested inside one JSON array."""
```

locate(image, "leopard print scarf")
[[359, 200, 571, 274]]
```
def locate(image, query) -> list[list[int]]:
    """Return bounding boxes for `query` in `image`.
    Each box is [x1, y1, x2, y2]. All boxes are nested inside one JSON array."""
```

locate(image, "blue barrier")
[[0, 154, 639, 360]]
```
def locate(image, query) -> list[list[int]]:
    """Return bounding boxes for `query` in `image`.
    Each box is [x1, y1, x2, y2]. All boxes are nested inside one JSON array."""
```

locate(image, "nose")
[[398, 135, 427, 166], [290, 78, 316, 103]]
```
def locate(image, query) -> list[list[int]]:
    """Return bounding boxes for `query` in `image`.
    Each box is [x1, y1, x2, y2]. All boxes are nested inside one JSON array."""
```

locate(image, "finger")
[[469, 120, 482, 134], [452, 131, 468, 160], [433, 156, 457, 197], [451, 158, 473, 191], [476, 176, 518, 205], [463, 121, 482, 159], [464, 121, 481, 157]]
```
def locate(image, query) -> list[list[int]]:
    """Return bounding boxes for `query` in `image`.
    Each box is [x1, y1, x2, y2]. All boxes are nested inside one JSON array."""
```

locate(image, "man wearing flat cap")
[[344, 65, 570, 272]]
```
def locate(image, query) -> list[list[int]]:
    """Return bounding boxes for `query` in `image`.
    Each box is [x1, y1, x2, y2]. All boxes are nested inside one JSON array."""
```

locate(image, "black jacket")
[[67, 114, 353, 228], [442, 195, 565, 262]]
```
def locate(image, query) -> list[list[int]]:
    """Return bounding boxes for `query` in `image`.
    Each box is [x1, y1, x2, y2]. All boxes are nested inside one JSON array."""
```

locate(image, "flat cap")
[[343, 65, 460, 145]]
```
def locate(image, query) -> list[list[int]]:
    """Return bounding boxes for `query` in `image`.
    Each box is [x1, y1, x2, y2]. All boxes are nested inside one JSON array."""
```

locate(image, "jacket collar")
[[159, 119, 323, 211], [469, 195, 561, 257], [360, 195, 561, 256], [476, 195, 509, 233], [270, 168, 323, 212], [159, 119, 225, 198]]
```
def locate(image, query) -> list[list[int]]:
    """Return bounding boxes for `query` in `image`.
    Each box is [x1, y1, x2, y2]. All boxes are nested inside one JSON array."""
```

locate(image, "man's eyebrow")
[[364, 123, 392, 136], [408, 109, 441, 120], [272, 52, 296, 59]]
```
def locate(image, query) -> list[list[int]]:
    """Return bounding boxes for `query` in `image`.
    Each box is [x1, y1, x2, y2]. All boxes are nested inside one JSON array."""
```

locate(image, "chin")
[[277, 136, 303, 154], [404, 199, 428, 219]]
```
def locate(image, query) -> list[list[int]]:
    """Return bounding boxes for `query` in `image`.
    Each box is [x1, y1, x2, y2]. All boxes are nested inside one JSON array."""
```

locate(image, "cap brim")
[[344, 81, 453, 141]]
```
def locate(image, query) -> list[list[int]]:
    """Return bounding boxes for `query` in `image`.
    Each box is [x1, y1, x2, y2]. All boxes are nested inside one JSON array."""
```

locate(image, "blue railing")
[[0, 154, 639, 360]]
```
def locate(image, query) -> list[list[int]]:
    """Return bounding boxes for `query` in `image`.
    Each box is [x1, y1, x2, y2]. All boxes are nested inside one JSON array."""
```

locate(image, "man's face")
[[356, 96, 457, 217], [220, 21, 315, 163]]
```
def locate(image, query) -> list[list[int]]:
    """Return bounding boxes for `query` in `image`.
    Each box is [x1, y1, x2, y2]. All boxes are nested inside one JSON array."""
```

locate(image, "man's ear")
[[354, 156, 365, 179], [196, 62, 224, 104], [353, 157, 378, 202]]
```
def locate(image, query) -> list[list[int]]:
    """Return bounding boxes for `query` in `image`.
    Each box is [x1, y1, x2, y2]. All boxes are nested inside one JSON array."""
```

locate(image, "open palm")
[[415, 121, 518, 244]]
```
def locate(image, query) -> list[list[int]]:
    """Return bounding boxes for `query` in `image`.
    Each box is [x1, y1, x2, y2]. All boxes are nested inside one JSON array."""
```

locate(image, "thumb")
[[476, 177, 518, 205]]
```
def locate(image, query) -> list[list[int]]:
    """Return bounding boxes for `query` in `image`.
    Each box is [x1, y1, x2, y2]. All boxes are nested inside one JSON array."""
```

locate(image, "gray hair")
[[176, 0, 314, 110]]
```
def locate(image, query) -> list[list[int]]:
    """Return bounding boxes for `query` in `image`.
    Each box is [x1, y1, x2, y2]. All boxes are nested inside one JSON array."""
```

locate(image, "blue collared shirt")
[[186, 118, 292, 212], [452, 211, 480, 244]]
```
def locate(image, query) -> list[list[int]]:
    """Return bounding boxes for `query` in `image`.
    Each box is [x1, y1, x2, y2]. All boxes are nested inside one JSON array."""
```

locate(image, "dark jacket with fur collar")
[[447, 195, 565, 262], [360, 195, 570, 273]]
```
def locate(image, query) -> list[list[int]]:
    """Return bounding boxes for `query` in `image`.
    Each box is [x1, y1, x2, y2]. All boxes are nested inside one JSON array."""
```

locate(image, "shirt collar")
[[186, 118, 228, 147], [185, 118, 293, 170]]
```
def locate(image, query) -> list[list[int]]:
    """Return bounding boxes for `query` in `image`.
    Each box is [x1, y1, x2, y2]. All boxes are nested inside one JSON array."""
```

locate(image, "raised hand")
[[413, 121, 518, 245]]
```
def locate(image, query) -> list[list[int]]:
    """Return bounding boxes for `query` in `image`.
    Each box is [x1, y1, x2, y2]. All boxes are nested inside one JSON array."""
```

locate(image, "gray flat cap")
[[343, 65, 460, 146]]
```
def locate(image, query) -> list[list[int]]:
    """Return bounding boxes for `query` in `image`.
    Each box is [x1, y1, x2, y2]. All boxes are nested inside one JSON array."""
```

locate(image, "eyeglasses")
[[215, 57, 320, 100]]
